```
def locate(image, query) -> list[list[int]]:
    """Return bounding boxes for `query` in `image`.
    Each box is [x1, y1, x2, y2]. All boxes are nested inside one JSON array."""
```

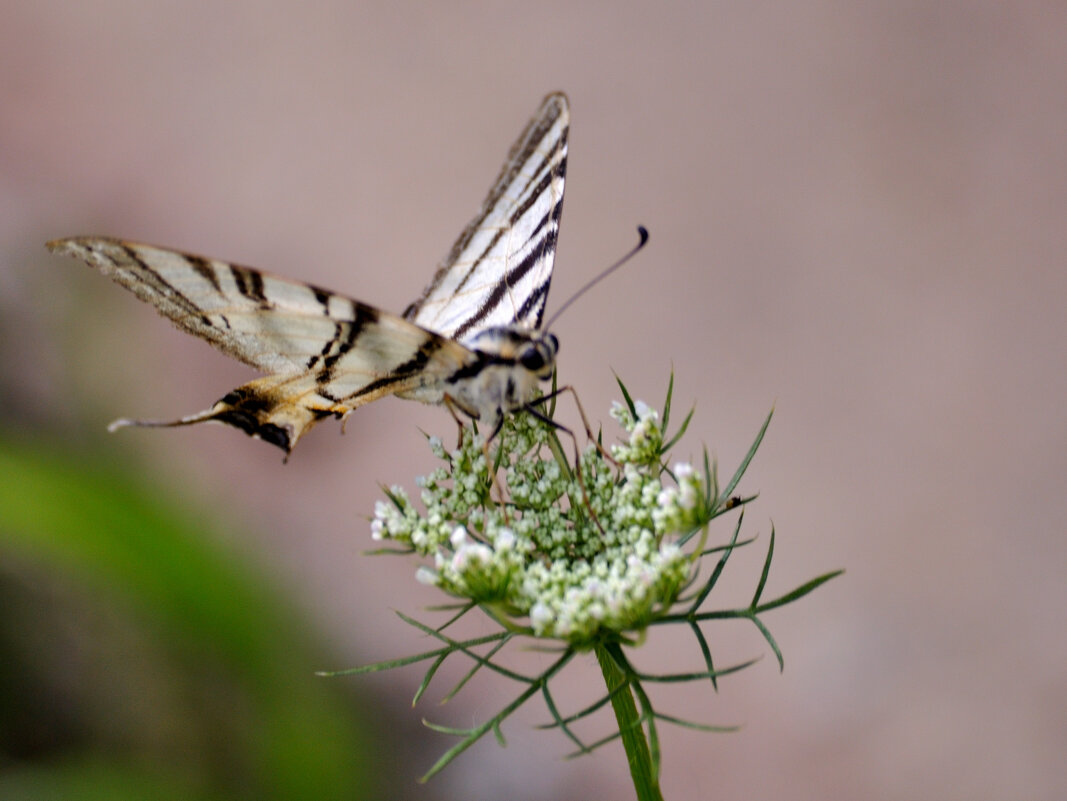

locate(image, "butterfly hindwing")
[[47, 237, 481, 451]]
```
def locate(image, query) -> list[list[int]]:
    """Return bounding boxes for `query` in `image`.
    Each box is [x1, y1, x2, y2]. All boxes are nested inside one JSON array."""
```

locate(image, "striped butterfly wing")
[[404, 91, 569, 344], [47, 237, 479, 452]]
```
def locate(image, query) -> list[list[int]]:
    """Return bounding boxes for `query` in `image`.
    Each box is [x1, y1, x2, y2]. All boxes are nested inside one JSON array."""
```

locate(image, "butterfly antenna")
[[543, 225, 649, 332]]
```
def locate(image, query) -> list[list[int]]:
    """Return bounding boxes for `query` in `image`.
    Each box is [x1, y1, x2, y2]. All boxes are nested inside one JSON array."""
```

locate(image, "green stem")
[[596, 643, 663, 801]]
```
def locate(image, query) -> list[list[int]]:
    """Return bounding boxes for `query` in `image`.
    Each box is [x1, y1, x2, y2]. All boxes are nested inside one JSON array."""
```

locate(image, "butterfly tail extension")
[[109, 375, 346, 455]]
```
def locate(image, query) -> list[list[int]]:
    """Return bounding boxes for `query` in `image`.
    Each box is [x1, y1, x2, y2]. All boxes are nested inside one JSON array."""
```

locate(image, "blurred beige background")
[[2, 1, 1064, 799]]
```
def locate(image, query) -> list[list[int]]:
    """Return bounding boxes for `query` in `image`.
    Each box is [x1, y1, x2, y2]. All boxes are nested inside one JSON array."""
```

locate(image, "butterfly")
[[48, 92, 570, 455]]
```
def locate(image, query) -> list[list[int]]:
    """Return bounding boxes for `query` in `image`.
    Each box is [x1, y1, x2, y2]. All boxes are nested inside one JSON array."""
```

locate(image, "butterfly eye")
[[520, 347, 546, 372]]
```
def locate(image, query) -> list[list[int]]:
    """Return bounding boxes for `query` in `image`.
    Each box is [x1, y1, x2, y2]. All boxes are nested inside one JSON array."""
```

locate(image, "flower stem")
[[596, 643, 663, 801]]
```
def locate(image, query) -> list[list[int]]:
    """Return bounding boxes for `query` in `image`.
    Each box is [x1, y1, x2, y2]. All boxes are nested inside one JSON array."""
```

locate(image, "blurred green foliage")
[[0, 435, 385, 800]]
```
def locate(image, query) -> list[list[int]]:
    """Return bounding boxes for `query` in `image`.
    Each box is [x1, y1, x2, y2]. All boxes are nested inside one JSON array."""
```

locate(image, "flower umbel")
[[336, 374, 841, 787], [372, 396, 699, 643]]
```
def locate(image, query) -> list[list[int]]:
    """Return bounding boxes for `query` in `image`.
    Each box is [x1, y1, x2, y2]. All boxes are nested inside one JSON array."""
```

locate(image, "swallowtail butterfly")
[[49, 92, 569, 455]]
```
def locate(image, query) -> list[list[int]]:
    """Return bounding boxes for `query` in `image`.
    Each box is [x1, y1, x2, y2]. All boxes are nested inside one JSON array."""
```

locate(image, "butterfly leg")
[[441, 394, 469, 450]]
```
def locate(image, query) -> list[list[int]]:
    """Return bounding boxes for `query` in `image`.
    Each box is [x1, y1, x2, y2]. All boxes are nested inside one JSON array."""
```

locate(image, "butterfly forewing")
[[404, 92, 568, 344]]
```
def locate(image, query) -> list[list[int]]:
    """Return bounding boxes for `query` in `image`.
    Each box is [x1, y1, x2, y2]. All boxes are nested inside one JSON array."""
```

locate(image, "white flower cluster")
[[652, 462, 706, 533], [370, 401, 709, 644], [608, 400, 661, 465]]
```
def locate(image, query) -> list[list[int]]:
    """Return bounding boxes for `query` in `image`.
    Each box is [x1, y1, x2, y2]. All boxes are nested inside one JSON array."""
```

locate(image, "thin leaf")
[[661, 369, 675, 433], [632, 656, 759, 683], [750, 525, 775, 607], [413, 653, 448, 705], [420, 681, 541, 781], [540, 684, 591, 753], [650, 710, 739, 733], [441, 637, 510, 703], [538, 680, 634, 728], [688, 620, 718, 692], [754, 570, 845, 613], [684, 607, 760, 623], [395, 612, 530, 683], [317, 646, 451, 677], [660, 405, 694, 454], [699, 534, 757, 556], [749, 614, 784, 671], [432, 602, 477, 631], [686, 509, 746, 612], [564, 726, 624, 757], [719, 406, 774, 503], [614, 372, 638, 418], [422, 720, 477, 736]]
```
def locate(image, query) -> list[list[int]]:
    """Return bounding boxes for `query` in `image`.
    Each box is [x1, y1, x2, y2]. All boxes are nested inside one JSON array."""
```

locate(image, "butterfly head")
[[467, 327, 559, 380], [444, 327, 559, 429]]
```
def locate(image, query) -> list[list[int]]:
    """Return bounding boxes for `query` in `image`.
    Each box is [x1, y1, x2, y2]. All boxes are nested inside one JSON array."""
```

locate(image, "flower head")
[[370, 397, 714, 644]]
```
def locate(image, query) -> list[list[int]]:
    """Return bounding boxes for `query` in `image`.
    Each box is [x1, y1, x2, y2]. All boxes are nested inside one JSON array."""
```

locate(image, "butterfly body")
[[413, 327, 559, 435], [48, 92, 569, 454]]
